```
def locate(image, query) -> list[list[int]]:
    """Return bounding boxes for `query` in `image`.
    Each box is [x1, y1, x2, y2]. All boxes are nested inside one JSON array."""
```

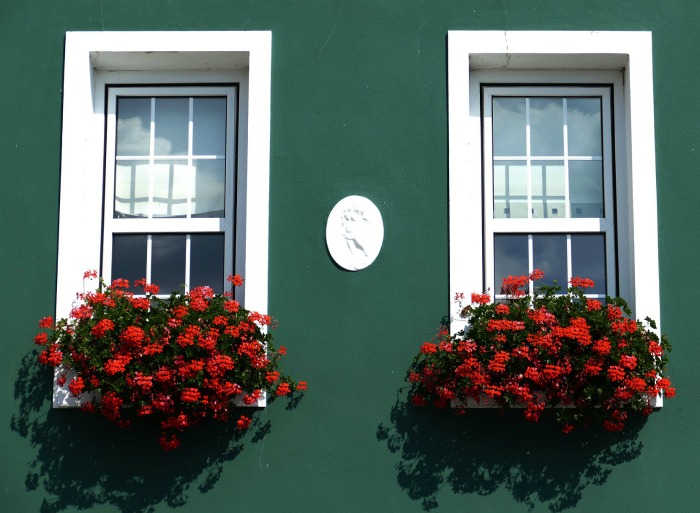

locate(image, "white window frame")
[[104, 86, 237, 291], [482, 83, 618, 300], [54, 31, 272, 407], [447, 31, 661, 404]]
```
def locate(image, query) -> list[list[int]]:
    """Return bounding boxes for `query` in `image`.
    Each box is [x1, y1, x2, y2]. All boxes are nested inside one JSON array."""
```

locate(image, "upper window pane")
[[492, 98, 526, 156], [530, 98, 564, 156], [193, 97, 227, 156], [113, 95, 229, 219], [491, 92, 607, 220], [116, 98, 151, 156], [154, 98, 189, 156], [567, 98, 602, 156]]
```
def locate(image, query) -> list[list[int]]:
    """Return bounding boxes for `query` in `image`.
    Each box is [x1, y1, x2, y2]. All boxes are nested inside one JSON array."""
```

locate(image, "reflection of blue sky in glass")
[[494, 234, 609, 294], [193, 98, 226, 156], [494, 235, 528, 291], [191, 234, 224, 293], [115, 96, 227, 219], [152, 235, 186, 294], [572, 234, 606, 294], [112, 235, 147, 287], [154, 98, 189, 156], [533, 235, 567, 289], [111, 234, 226, 293]]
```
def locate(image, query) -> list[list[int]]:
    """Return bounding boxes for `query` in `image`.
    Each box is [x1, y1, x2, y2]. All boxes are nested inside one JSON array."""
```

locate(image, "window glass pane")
[[190, 234, 225, 293], [114, 160, 149, 218], [152, 235, 186, 294], [193, 97, 226, 156], [493, 98, 526, 156], [192, 159, 226, 218], [116, 98, 151, 156], [494, 161, 528, 218], [112, 234, 147, 288], [531, 161, 565, 218], [567, 98, 602, 156], [494, 234, 528, 292], [154, 98, 189, 156], [569, 160, 604, 218], [532, 234, 567, 289], [571, 234, 606, 294], [152, 162, 192, 218], [530, 98, 564, 156]]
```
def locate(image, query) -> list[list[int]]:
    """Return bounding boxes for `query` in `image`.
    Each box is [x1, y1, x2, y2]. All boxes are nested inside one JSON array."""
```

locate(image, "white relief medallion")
[[326, 196, 384, 271]]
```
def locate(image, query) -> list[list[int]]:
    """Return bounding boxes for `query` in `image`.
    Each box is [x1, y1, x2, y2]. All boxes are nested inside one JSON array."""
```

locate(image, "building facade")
[[2, 1, 697, 511]]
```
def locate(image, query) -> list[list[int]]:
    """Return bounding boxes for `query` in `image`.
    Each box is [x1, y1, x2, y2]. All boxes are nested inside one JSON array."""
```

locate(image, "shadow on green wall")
[[11, 351, 275, 513], [377, 391, 647, 512]]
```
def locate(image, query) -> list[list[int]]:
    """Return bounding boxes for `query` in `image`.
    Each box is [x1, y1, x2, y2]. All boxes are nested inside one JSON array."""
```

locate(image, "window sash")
[[103, 86, 237, 292], [481, 85, 617, 297]]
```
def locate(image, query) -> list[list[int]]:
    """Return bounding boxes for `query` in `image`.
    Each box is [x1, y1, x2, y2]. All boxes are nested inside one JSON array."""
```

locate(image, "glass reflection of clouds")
[[567, 98, 602, 156], [530, 98, 564, 156], [107, 88, 233, 294], [493, 98, 526, 156], [114, 96, 227, 220]]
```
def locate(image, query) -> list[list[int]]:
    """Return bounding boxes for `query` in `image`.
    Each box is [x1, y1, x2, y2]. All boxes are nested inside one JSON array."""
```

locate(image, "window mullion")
[[185, 234, 191, 292], [187, 97, 194, 219], [525, 98, 533, 220], [566, 234, 572, 282], [146, 234, 153, 284], [528, 234, 534, 295], [563, 98, 571, 219], [148, 98, 156, 221]]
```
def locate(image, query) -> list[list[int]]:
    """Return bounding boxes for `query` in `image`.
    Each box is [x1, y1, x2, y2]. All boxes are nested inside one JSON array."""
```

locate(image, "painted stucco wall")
[[2, 1, 699, 511]]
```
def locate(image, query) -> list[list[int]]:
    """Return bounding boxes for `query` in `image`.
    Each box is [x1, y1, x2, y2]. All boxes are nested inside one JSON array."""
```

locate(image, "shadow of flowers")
[[377, 390, 646, 512], [11, 351, 275, 513]]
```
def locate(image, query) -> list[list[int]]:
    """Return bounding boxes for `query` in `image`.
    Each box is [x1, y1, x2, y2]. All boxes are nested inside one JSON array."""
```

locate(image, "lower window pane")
[[494, 234, 528, 292], [571, 234, 607, 294], [190, 234, 225, 293], [112, 234, 148, 288], [532, 234, 568, 289], [152, 234, 186, 294]]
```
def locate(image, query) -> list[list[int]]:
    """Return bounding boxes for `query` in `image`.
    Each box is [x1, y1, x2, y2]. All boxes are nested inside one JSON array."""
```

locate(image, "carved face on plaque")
[[326, 196, 384, 271]]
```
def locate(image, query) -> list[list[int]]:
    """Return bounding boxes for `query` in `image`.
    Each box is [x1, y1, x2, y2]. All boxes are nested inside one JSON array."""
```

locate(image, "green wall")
[[2, 1, 699, 511]]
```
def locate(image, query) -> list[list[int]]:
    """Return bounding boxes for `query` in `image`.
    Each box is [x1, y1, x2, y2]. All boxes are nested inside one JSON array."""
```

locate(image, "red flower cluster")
[[35, 274, 306, 450], [408, 273, 674, 433]]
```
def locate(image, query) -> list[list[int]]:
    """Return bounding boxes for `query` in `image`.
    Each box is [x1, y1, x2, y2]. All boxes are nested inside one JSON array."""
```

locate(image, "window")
[[54, 31, 272, 406], [104, 87, 236, 294], [483, 85, 615, 301], [447, 32, 661, 404]]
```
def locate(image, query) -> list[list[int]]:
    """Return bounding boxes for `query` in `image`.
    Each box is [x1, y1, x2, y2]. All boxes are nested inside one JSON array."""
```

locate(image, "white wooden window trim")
[[447, 31, 661, 406], [55, 31, 272, 407]]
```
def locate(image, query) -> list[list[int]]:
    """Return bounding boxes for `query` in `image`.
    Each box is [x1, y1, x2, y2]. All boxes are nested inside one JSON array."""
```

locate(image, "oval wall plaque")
[[326, 196, 384, 271]]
